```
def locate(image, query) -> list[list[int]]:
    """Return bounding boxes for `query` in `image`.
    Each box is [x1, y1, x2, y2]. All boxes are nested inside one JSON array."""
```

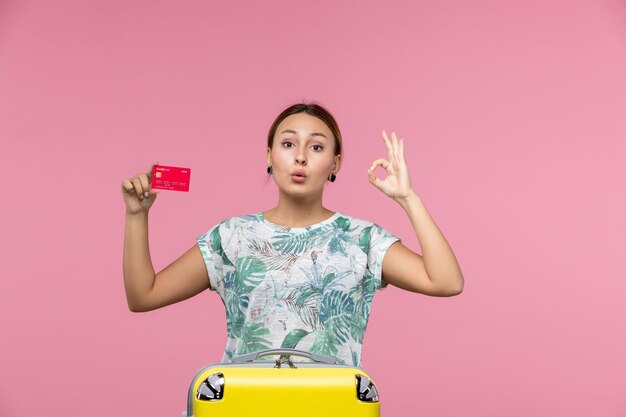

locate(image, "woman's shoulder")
[[337, 212, 400, 251], [336, 211, 382, 228]]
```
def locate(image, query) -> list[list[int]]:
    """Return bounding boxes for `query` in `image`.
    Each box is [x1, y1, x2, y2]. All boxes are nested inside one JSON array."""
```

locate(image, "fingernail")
[[144, 192, 149, 197]]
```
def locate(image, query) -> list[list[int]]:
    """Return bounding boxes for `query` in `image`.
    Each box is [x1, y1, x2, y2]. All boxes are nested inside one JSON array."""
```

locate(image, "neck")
[[264, 189, 334, 227]]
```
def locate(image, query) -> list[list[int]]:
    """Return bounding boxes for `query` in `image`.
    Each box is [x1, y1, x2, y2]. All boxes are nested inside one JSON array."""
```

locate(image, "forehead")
[[276, 113, 332, 138]]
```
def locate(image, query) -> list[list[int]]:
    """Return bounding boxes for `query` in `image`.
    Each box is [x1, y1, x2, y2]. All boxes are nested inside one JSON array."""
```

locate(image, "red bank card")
[[151, 165, 191, 192]]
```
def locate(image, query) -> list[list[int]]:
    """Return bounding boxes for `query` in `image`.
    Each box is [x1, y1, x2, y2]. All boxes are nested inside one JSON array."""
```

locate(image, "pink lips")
[[291, 171, 306, 182]]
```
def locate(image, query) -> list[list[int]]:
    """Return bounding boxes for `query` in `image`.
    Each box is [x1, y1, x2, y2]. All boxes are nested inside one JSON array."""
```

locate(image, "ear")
[[333, 154, 342, 173], [266, 147, 272, 166]]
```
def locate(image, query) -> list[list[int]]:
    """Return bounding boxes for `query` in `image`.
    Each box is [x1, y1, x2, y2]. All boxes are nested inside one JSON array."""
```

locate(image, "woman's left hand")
[[368, 130, 416, 203]]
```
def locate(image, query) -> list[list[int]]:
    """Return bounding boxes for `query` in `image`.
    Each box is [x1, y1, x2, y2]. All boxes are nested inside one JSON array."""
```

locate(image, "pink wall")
[[2, 0, 625, 416]]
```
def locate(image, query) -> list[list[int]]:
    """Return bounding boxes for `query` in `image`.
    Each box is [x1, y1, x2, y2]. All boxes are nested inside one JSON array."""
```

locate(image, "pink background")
[[2, 0, 625, 416]]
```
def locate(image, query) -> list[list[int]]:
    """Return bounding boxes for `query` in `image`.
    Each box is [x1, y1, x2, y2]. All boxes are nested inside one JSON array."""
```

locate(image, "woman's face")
[[267, 112, 341, 196]]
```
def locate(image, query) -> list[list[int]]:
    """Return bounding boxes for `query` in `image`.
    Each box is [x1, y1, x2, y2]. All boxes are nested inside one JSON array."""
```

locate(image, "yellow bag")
[[182, 348, 380, 417]]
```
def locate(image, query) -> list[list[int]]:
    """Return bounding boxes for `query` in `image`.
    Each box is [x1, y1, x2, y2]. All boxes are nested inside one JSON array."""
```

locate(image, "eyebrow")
[[280, 129, 328, 140]]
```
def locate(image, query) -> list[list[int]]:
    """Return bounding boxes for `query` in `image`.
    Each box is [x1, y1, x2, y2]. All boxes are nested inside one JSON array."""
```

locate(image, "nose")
[[295, 150, 306, 165]]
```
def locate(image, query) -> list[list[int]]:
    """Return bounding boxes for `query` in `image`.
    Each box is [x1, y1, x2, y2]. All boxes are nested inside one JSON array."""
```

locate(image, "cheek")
[[272, 151, 291, 166], [317, 155, 336, 170]]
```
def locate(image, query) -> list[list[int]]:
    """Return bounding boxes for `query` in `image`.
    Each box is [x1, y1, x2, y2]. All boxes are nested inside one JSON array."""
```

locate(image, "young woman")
[[121, 102, 464, 367]]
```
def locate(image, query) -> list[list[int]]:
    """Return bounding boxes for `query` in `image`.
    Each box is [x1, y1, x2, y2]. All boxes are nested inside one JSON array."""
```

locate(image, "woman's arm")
[[121, 165, 211, 312], [381, 191, 464, 296], [368, 130, 464, 296], [123, 212, 211, 312]]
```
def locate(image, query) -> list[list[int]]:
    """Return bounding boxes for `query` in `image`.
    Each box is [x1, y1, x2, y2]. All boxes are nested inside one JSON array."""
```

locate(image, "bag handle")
[[231, 348, 341, 365]]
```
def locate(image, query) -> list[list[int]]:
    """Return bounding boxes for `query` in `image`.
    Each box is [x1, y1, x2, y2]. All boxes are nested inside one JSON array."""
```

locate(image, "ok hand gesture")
[[367, 131, 415, 203]]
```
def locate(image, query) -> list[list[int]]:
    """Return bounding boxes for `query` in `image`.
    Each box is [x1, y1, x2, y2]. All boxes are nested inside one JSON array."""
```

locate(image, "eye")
[[312, 145, 324, 151], [281, 141, 293, 148]]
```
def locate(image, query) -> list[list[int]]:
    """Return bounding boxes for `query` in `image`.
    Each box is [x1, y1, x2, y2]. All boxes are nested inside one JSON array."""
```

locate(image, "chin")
[[279, 183, 322, 195]]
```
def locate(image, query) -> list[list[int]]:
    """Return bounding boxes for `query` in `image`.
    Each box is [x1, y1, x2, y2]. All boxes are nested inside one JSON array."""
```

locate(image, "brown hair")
[[267, 101, 343, 157]]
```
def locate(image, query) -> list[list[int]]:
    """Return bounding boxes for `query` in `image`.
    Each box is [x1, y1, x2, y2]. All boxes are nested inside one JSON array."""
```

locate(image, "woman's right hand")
[[121, 161, 162, 215]]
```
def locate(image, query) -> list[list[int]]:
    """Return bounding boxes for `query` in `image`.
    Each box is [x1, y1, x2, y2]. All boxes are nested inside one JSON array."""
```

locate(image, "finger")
[[147, 161, 160, 181], [381, 131, 393, 156], [370, 158, 395, 176], [131, 177, 144, 199], [398, 138, 405, 161], [138, 173, 150, 198], [368, 167, 385, 190], [391, 132, 399, 159], [369, 158, 390, 172], [121, 179, 135, 193]]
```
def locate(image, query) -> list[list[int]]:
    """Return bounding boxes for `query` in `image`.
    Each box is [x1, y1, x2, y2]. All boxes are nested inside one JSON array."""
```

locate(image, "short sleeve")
[[196, 223, 228, 300], [367, 224, 401, 291]]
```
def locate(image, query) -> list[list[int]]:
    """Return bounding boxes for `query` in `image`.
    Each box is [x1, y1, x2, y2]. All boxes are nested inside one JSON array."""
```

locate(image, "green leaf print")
[[350, 295, 369, 344], [235, 256, 266, 292], [351, 349, 360, 368], [358, 226, 372, 254], [248, 239, 299, 271], [225, 348, 235, 361], [334, 217, 351, 231], [322, 272, 339, 288], [239, 214, 263, 224], [327, 218, 358, 256], [272, 227, 330, 254], [294, 264, 350, 306], [236, 321, 272, 355], [283, 290, 321, 329], [209, 226, 233, 266], [224, 268, 253, 339], [360, 272, 376, 303], [225, 297, 246, 338], [223, 256, 265, 340], [209, 226, 221, 252], [310, 329, 339, 358], [280, 329, 311, 349], [328, 231, 352, 256], [319, 290, 354, 344], [238, 293, 250, 309], [294, 282, 323, 305], [281, 263, 352, 331], [348, 272, 376, 343]]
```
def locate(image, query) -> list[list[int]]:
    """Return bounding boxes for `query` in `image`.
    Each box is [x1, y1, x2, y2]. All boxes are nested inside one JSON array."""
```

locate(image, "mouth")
[[290, 173, 307, 182]]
